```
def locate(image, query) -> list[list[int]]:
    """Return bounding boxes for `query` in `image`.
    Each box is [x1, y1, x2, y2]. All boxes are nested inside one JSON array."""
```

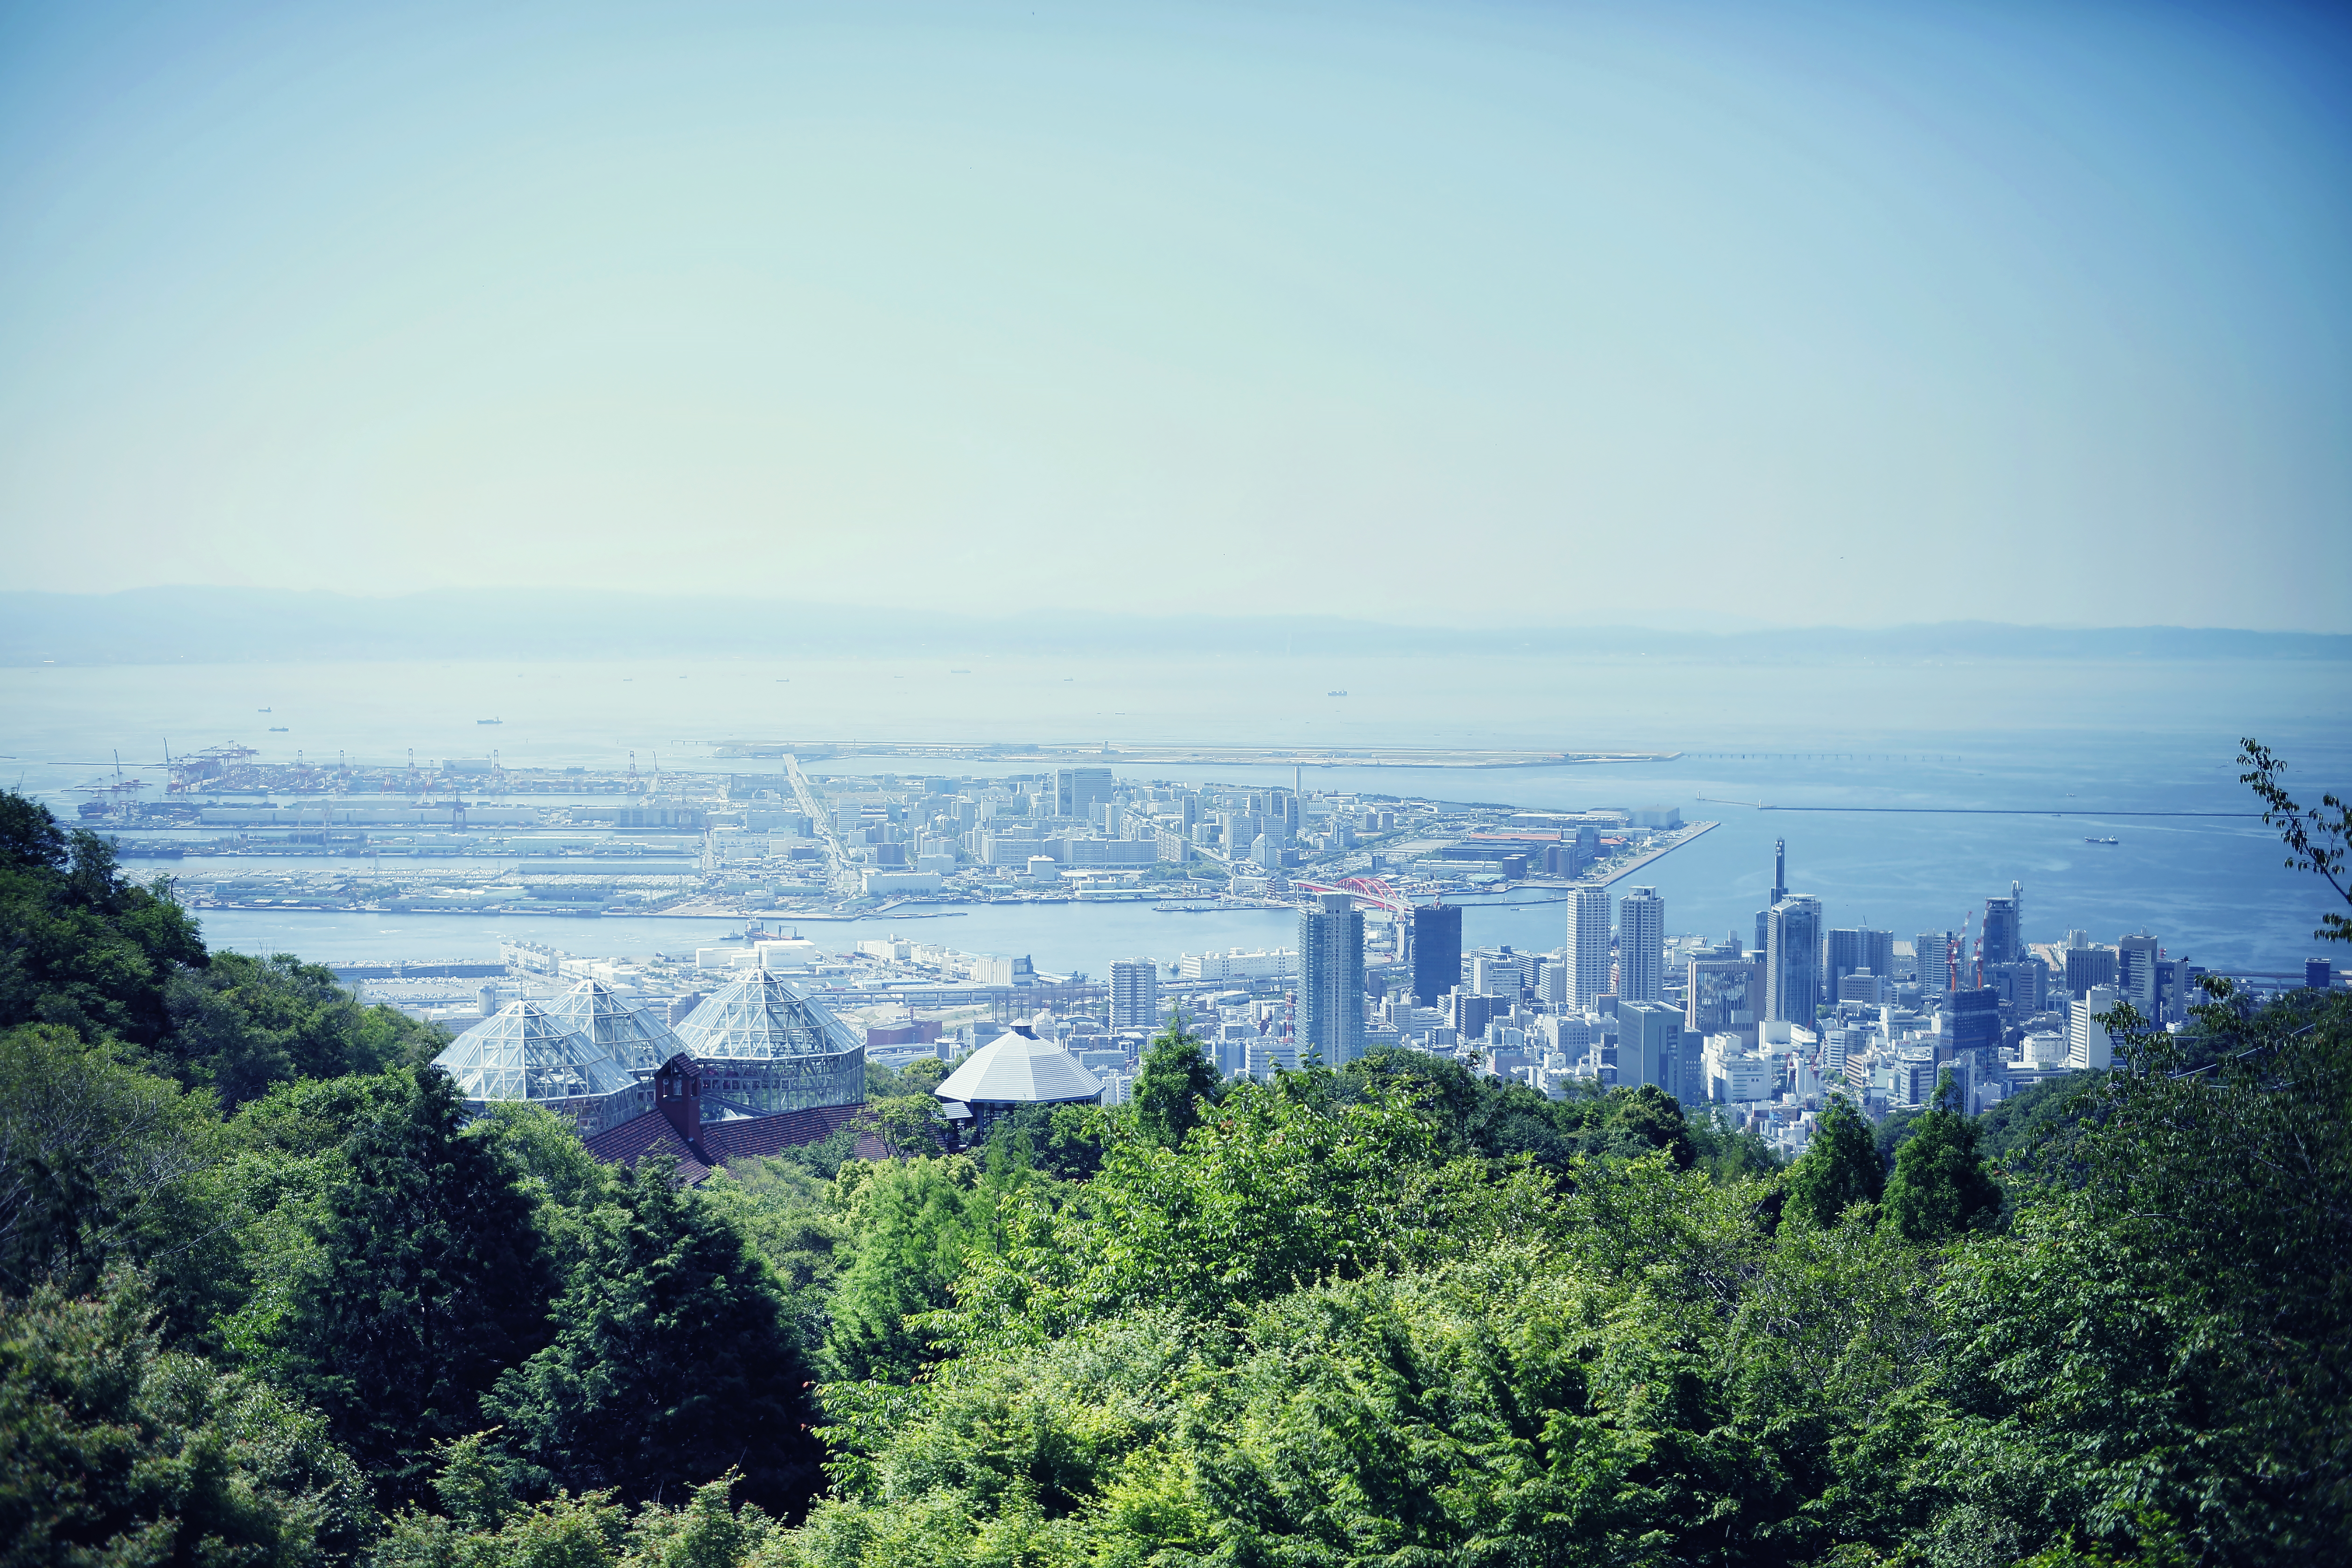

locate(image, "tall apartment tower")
[[1297, 892, 1366, 1067], [1409, 903, 1463, 1007], [1754, 839, 1788, 954], [1566, 886, 1613, 1010], [1618, 886, 1665, 1003], [2117, 933, 2162, 1023], [1765, 896, 1823, 1024], [1915, 930, 1956, 996], [1981, 894, 2021, 973], [1108, 958, 1158, 1029]]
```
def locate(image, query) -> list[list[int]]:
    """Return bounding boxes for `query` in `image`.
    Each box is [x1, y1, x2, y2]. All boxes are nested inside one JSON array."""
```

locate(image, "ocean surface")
[[6, 651, 2346, 978]]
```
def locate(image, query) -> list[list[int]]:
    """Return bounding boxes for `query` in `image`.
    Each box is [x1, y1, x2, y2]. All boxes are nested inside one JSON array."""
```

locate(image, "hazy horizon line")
[[5, 586, 2347, 647]]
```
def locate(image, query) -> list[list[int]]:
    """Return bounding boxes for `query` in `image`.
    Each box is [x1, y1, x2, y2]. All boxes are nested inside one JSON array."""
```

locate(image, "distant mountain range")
[[3, 588, 2345, 666]]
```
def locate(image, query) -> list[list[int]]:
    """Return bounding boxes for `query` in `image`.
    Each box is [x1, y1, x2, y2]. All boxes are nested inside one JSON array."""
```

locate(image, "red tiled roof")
[[581, 1100, 872, 1186]]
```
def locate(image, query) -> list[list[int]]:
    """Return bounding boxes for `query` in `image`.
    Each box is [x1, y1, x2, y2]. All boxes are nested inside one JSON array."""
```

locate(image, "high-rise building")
[[2070, 986, 2117, 1069], [1298, 892, 1365, 1067], [2064, 945, 2119, 998], [1409, 903, 1463, 1006], [1765, 896, 1823, 1024], [1449, 990, 1497, 1042], [1939, 987, 2002, 1058], [1617, 1000, 1683, 1094], [1566, 887, 1613, 1009], [1618, 887, 1665, 1003], [1915, 931, 1957, 995], [1824, 927, 1895, 1007], [1984, 959, 2048, 1014], [1687, 957, 1764, 1036], [1108, 959, 1158, 1029], [1754, 839, 1789, 955], [2118, 933, 2161, 1023], [1471, 952, 1525, 997], [1981, 895, 2021, 973], [1052, 767, 1115, 821]]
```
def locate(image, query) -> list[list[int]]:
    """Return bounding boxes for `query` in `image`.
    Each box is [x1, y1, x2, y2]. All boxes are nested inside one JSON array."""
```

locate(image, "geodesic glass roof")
[[674, 969, 861, 1061], [434, 1000, 639, 1104], [545, 980, 679, 1075]]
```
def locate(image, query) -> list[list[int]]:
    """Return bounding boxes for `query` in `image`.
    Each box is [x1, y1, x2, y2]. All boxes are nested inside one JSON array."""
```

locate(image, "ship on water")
[[2084, 836, 2119, 846]]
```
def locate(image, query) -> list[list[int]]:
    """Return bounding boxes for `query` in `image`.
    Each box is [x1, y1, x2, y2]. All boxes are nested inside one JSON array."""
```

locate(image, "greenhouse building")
[[546, 978, 682, 1075], [432, 998, 651, 1136], [672, 967, 866, 1122]]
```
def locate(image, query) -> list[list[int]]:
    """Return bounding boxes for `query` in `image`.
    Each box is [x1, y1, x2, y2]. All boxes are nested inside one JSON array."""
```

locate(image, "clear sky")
[[3, 0, 2347, 630]]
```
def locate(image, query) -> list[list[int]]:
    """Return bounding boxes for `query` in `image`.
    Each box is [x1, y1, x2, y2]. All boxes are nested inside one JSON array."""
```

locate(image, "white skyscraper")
[[1619, 886, 1665, 1003], [2070, 985, 2118, 1069], [1566, 886, 1612, 1010]]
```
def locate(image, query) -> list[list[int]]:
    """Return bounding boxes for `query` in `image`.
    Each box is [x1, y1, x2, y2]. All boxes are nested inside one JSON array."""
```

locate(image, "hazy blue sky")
[[3, 0, 2347, 630]]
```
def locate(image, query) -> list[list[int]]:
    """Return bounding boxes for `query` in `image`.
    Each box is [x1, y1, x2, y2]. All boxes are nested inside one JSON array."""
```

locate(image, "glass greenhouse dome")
[[673, 968, 864, 1120], [432, 999, 649, 1136], [545, 979, 681, 1076]]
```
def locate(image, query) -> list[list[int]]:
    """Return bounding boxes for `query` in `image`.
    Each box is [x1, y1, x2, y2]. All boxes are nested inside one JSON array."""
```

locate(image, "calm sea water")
[[7, 653, 2346, 976]]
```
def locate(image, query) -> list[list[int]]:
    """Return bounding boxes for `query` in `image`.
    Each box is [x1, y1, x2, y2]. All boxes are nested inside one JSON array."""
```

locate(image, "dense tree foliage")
[[1783, 1092, 1882, 1227], [269, 1070, 557, 1506], [1128, 1015, 1218, 1149], [0, 791, 443, 1108], [1, 1274, 373, 1568], [1, 801, 205, 1053], [486, 1159, 820, 1513]]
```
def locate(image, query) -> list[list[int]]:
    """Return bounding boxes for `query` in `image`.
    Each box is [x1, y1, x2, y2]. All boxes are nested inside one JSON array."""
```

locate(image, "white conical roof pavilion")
[[545, 979, 679, 1075], [934, 1021, 1102, 1108]]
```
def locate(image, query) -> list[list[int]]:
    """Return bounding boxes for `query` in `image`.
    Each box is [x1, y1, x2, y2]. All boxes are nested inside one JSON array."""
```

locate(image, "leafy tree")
[[164, 952, 443, 1109], [982, 1101, 1103, 1182], [815, 1157, 984, 1384], [271, 1068, 557, 1506], [699, 1159, 853, 1355], [892, 1057, 948, 1098], [486, 1159, 822, 1516], [2240, 736, 2352, 945], [1128, 1013, 1218, 1149], [0, 792, 205, 1052], [0, 1024, 219, 1299], [947, 1074, 1553, 1351], [1601, 1082, 1699, 1169], [1784, 1093, 1883, 1228], [1928, 982, 2352, 1561], [0, 1273, 374, 1568], [1881, 1072, 2003, 1242], [864, 1095, 945, 1158]]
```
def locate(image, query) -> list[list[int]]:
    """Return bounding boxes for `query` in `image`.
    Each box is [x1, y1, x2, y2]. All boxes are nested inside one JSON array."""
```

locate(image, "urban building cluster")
[[113, 752, 1705, 919]]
